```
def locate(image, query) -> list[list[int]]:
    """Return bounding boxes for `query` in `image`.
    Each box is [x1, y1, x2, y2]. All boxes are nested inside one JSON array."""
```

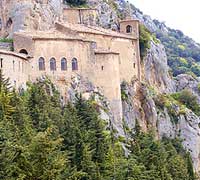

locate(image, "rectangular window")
[[0, 58, 3, 68], [22, 62, 24, 73], [13, 60, 15, 71]]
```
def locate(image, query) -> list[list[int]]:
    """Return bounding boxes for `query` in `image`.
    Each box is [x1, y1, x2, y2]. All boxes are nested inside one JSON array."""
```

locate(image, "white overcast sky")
[[130, 0, 200, 43]]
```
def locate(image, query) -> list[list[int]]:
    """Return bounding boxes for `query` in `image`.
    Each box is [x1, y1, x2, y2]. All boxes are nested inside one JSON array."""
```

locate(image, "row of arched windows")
[[38, 57, 78, 71]]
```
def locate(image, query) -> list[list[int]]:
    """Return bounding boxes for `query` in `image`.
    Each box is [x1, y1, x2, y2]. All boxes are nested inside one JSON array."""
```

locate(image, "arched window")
[[0, 18, 2, 31], [72, 58, 78, 71], [19, 49, 28, 55], [126, 25, 132, 33], [6, 18, 12, 28], [0, 58, 3, 68], [50, 58, 56, 71], [38, 57, 45, 71], [61, 58, 67, 71]]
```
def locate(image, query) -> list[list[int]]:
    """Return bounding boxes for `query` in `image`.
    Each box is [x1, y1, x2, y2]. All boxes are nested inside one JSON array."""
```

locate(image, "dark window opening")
[[13, 60, 15, 71], [133, 63, 136, 68], [22, 62, 24, 72], [6, 18, 12, 28], [50, 58, 56, 71], [39, 57, 45, 71], [101, 66, 104, 70], [19, 49, 28, 55], [0, 58, 3, 68], [72, 58, 78, 71], [126, 25, 132, 33], [61, 58, 67, 71], [0, 18, 2, 31]]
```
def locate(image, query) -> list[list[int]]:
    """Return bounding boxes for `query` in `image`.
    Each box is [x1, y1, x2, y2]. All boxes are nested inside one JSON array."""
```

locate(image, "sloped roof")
[[56, 22, 137, 40], [0, 49, 28, 60], [14, 29, 93, 42]]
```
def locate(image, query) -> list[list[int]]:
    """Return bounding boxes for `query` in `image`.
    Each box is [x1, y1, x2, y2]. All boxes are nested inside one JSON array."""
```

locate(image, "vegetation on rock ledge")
[[139, 24, 159, 60], [171, 89, 200, 116]]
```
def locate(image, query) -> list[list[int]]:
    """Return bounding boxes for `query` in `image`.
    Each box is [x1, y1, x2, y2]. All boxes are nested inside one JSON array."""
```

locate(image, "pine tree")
[[0, 69, 15, 120], [80, 144, 97, 179]]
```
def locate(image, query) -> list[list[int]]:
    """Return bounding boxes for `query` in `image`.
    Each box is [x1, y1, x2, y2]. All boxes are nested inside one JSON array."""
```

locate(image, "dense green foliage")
[[0, 72, 196, 179], [171, 89, 200, 116], [154, 94, 181, 124], [139, 24, 159, 60], [0, 38, 13, 43], [139, 24, 151, 60], [153, 20, 200, 77]]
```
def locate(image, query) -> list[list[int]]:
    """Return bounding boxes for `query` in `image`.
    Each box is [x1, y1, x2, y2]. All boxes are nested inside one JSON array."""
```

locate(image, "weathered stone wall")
[[92, 52, 123, 134], [77, 32, 139, 82], [0, 50, 30, 88], [13, 33, 35, 55], [0, 42, 13, 51], [119, 20, 139, 39], [63, 8, 97, 25], [28, 39, 92, 81]]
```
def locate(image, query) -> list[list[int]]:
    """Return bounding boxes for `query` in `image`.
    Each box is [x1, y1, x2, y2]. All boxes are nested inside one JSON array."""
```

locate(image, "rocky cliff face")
[[0, 0, 62, 38], [144, 40, 175, 93], [1, 0, 200, 174]]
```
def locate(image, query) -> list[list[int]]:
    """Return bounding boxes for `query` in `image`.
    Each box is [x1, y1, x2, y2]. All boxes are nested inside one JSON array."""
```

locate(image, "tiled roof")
[[14, 30, 92, 42], [56, 22, 137, 40], [0, 49, 28, 60]]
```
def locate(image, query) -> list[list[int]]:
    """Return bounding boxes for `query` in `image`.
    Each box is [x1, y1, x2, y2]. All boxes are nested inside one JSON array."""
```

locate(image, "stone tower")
[[119, 19, 141, 81], [119, 19, 139, 39]]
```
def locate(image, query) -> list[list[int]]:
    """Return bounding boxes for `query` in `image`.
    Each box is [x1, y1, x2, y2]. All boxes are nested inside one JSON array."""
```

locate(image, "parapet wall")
[[63, 8, 98, 25], [0, 42, 13, 51]]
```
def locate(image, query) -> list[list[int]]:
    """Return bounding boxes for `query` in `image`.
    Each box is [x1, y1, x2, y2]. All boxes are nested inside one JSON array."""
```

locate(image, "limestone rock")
[[144, 40, 175, 93], [0, 0, 62, 38], [88, 0, 119, 30], [121, 80, 146, 132], [175, 74, 200, 103], [178, 110, 200, 171], [157, 107, 176, 139]]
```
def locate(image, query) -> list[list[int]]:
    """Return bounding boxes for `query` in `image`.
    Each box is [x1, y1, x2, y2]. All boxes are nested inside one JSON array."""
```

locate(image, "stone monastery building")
[[0, 7, 140, 130]]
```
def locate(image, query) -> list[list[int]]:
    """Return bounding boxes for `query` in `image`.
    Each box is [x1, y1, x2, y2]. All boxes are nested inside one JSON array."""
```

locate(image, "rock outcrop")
[[175, 74, 200, 103], [144, 40, 175, 93], [0, 0, 62, 37]]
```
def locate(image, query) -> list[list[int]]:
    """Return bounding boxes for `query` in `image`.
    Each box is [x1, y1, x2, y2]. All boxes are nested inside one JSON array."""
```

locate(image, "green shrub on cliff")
[[0, 38, 13, 43], [139, 24, 151, 59], [155, 24, 200, 77], [171, 89, 200, 116], [139, 24, 160, 60]]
